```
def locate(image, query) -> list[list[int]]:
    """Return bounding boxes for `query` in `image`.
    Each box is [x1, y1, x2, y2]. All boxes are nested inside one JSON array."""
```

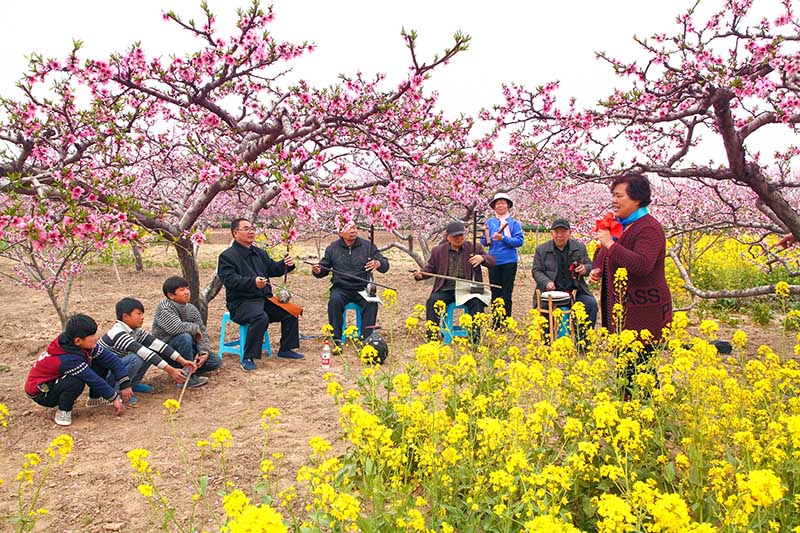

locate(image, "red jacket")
[[419, 241, 496, 293], [592, 214, 672, 341]]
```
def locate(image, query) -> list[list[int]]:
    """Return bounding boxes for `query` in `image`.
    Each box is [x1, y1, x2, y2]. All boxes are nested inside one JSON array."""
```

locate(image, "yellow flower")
[[732, 330, 748, 350], [360, 345, 380, 364], [210, 428, 233, 450], [0, 402, 9, 427], [127, 448, 152, 474], [222, 489, 250, 518], [137, 483, 153, 498], [405, 316, 419, 331], [321, 323, 334, 337], [46, 434, 73, 465], [343, 324, 359, 340], [775, 281, 790, 299], [433, 299, 446, 317], [331, 492, 360, 522], [260, 459, 275, 476], [739, 469, 785, 507], [309, 436, 332, 456], [648, 493, 691, 532], [698, 319, 719, 340], [595, 493, 636, 532], [225, 503, 287, 532], [163, 398, 181, 413], [261, 407, 281, 420], [382, 288, 398, 307]]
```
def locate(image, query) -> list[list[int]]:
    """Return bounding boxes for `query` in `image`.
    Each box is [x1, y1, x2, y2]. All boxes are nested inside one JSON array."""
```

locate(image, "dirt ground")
[[0, 231, 786, 531]]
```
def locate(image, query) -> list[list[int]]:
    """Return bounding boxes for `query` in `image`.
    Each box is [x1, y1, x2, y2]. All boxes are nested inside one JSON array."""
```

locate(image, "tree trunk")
[[131, 242, 144, 272], [200, 274, 224, 322], [174, 238, 205, 320]]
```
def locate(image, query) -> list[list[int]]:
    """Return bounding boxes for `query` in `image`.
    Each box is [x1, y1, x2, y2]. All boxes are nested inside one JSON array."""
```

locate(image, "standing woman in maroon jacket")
[[589, 174, 672, 395]]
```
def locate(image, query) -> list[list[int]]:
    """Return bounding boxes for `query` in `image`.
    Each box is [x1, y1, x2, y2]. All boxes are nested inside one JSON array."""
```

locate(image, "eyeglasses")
[[235, 226, 257, 232]]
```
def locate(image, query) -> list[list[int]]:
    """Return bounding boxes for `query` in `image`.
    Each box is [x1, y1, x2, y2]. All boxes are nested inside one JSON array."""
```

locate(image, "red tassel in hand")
[[594, 212, 623, 240]]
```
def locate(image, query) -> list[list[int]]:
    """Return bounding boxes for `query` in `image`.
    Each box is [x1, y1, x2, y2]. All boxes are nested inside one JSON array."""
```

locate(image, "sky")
[[1, 0, 687, 117]]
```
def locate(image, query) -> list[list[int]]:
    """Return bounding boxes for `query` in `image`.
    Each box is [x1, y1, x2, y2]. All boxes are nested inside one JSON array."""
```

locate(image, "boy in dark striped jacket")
[[98, 298, 195, 401], [25, 314, 134, 426], [151, 276, 221, 388]]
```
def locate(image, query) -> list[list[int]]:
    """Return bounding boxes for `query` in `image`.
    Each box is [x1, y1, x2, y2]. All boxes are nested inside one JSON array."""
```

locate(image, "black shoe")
[[277, 350, 305, 360]]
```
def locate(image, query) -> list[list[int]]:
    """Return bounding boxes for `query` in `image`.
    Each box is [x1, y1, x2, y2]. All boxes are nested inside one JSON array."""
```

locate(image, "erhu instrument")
[[358, 225, 382, 304], [267, 241, 303, 318], [454, 211, 492, 306]]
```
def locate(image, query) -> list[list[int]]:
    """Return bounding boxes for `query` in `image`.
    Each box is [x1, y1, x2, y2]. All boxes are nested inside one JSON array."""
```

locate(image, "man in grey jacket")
[[312, 222, 390, 343], [532, 218, 598, 327]]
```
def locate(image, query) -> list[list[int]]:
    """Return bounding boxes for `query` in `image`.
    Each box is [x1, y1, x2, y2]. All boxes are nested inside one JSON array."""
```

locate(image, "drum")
[[539, 291, 572, 340]]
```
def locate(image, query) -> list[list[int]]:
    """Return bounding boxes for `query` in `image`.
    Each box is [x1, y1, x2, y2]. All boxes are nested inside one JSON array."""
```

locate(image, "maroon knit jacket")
[[592, 214, 672, 340], [420, 241, 496, 293]]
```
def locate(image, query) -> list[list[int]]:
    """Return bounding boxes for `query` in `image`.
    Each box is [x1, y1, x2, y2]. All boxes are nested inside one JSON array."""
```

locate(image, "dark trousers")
[[30, 376, 85, 411], [488, 262, 518, 317], [575, 292, 599, 328], [620, 344, 660, 400], [425, 290, 485, 339], [166, 333, 223, 374], [328, 288, 378, 339], [231, 299, 299, 359]]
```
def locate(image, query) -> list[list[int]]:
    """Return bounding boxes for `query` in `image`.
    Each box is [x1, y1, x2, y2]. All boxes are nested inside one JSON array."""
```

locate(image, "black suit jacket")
[[218, 241, 295, 311]]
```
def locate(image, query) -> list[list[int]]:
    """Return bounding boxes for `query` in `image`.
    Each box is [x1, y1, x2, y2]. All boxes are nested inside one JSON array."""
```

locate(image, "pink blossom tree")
[[0, 1, 473, 320], [488, 0, 800, 297]]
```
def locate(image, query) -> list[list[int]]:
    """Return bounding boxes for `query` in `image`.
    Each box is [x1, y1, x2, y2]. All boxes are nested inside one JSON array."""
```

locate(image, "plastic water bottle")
[[321, 340, 332, 370]]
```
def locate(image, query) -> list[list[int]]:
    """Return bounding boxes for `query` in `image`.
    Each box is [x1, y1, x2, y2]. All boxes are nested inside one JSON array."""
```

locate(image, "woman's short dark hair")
[[163, 276, 190, 297], [65, 314, 98, 340], [611, 173, 651, 207]]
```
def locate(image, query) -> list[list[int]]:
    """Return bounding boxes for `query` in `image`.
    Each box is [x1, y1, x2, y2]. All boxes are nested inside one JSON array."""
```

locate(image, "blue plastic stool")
[[219, 311, 272, 361], [341, 302, 363, 342], [442, 302, 470, 344]]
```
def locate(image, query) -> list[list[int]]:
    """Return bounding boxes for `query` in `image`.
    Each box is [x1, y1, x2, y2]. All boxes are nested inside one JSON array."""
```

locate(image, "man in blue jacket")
[[24, 314, 134, 426]]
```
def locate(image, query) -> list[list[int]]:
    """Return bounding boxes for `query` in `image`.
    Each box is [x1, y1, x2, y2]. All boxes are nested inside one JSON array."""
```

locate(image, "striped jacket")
[[98, 320, 180, 370], [151, 298, 210, 355]]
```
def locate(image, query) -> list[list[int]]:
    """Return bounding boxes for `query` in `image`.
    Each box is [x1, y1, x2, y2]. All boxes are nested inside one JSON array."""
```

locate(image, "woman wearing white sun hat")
[[481, 192, 525, 320]]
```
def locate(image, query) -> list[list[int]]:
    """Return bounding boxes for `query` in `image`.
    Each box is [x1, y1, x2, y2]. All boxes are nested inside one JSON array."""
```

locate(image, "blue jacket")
[[480, 216, 524, 265], [25, 334, 130, 399]]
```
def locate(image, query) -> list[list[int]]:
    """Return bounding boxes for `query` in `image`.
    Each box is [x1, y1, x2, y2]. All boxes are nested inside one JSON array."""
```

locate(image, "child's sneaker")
[[54, 410, 72, 426], [127, 395, 138, 405], [177, 375, 209, 389], [86, 397, 111, 407], [132, 383, 154, 393]]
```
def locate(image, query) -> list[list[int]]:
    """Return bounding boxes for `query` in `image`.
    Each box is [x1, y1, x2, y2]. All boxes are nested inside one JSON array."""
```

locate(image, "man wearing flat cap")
[[532, 218, 598, 328], [414, 220, 496, 340]]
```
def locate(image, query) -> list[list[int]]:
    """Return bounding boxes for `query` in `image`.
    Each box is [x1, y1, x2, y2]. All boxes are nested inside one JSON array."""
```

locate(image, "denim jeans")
[[167, 333, 222, 374], [109, 353, 154, 388]]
